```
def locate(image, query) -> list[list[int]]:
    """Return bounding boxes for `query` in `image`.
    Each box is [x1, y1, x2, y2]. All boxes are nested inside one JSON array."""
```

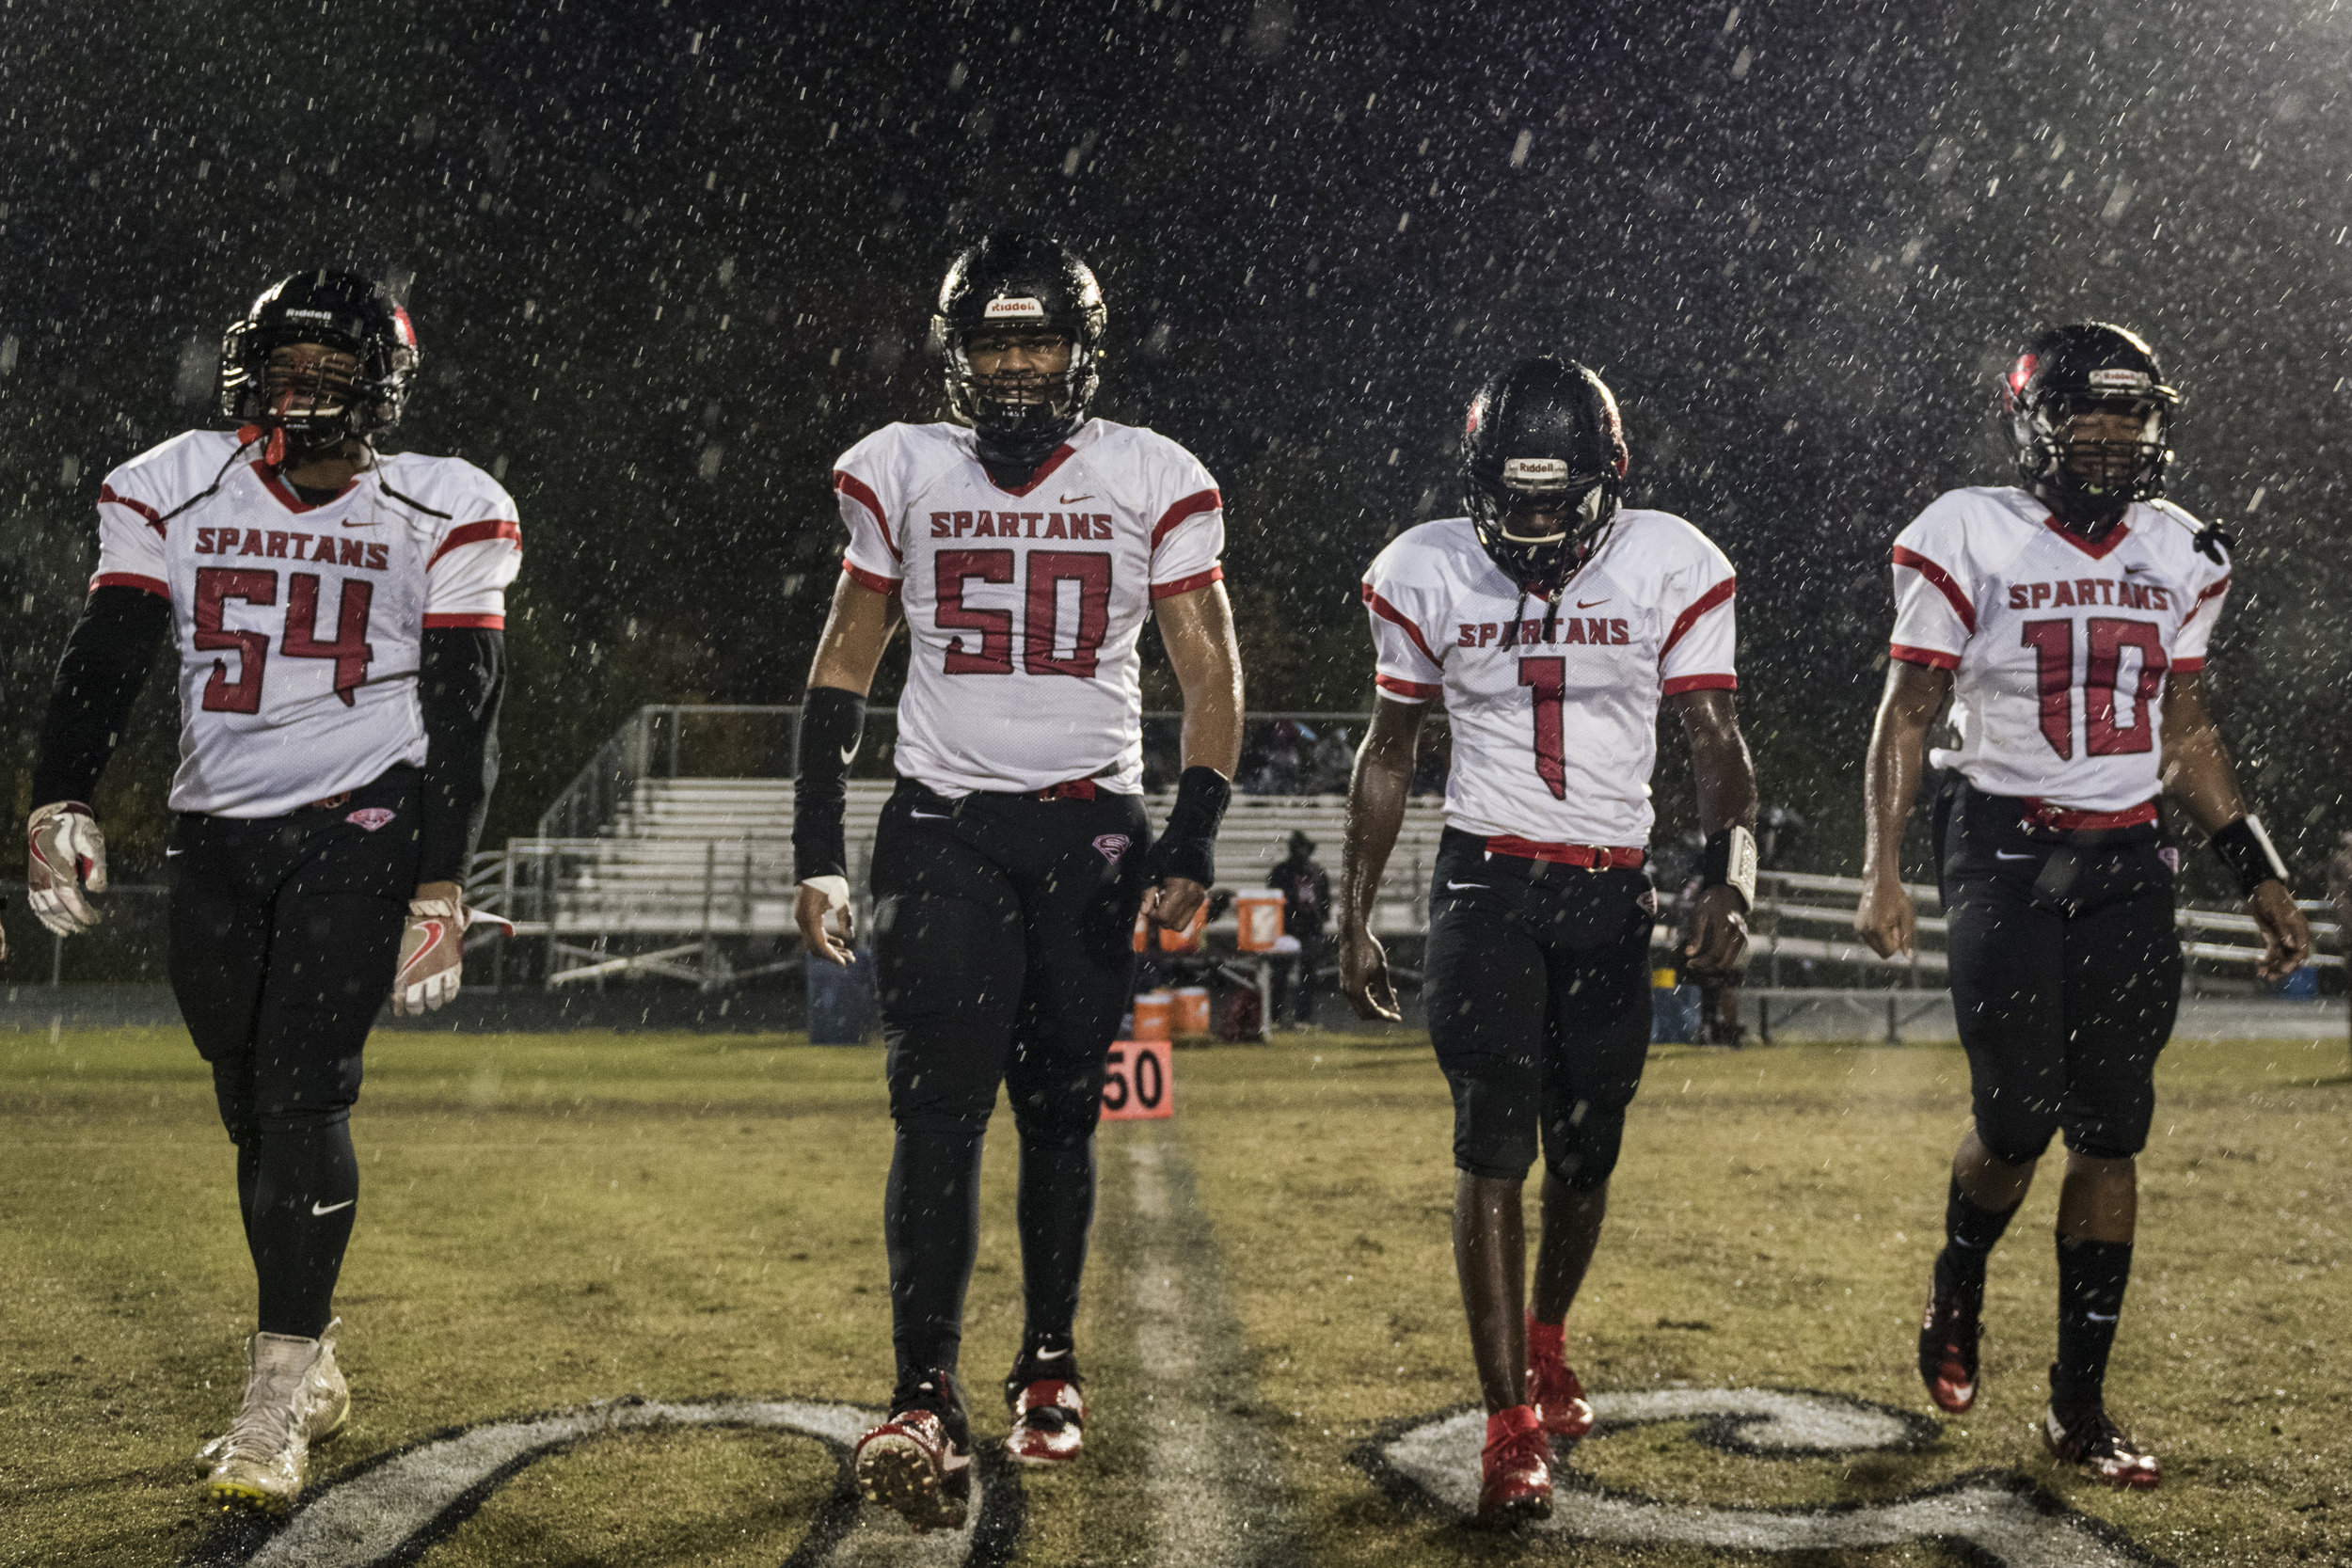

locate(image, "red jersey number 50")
[[935, 549, 1112, 677]]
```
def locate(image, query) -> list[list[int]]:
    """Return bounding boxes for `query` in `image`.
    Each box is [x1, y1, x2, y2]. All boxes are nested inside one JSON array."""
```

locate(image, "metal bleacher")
[[479, 705, 1447, 989], [472, 703, 2332, 995]]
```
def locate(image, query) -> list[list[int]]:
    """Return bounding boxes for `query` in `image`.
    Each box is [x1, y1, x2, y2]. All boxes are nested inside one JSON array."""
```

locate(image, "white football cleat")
[[199, 1323, 346, 1514]]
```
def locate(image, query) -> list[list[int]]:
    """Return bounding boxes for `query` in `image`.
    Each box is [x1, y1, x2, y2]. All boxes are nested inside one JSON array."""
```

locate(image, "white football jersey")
[[1361, 512, 1737, 847], [833, 417, 1223, 797], [89, 430, 522, 818], [1887, 486, 2229, 814]]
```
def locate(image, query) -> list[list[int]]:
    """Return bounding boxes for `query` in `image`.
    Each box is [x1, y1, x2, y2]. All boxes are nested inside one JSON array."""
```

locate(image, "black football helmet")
[[218, 269, 419, 451], [930, 232, 1105, 473], [2002, 322, 2179, 531], [1462, 356, 1629, 598]]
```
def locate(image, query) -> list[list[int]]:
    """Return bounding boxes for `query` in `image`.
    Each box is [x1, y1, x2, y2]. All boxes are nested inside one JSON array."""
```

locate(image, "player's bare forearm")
[[1669, 690, 1756, 979], [2156, 671, 2248, 835], [1343, 698, 1422, 928], [1855, 659, 1948, 957], [1671, 689, 1757, 837], [2160, 670, 2311, 974], [1154, 581, 1244, 777], [1341, 698, 1422, 1021], [804, 572, 902, 697]]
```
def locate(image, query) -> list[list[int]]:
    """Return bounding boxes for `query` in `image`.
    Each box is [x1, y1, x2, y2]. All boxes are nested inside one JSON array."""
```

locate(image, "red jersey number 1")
[[1518, 657, 1568, 800]]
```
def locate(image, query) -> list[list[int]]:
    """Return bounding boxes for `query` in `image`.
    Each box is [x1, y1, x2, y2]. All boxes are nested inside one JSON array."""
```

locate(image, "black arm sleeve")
[[792, 686, 866, 883], [417, 627, 506, 886], [30, 586, 171, 805]]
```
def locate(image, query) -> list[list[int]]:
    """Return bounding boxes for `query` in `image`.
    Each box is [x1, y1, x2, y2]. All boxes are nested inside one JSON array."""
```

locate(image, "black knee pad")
[[1974, 1111, 2060, 1167], [1447, 1073, 1539, 1180], [255, 1102, 354, 1138], [1541, 1098, 1628, 1192]]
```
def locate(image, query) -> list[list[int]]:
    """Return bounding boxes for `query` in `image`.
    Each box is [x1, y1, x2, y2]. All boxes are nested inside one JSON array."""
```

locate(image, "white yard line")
[[1124, 1132, 1290, 1568]]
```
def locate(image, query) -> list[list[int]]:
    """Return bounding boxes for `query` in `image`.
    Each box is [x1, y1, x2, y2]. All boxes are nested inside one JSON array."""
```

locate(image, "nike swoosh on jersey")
[[1446, 880, 1489, 891], [310, 1198, 356, 1216], [1994, 850, 2035, 861], [1577, 597, 1611, 608], [1059, 493, 1094, 504], [839, 743, 857, 766], [911, 810, 952, 821]]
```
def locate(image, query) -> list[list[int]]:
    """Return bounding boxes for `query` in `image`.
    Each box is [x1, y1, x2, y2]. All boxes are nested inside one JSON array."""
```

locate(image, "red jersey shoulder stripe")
[[1659, 577, 1736, 663], [1149, 565, 1223, 600], [1891, 546, 1976, 635], [1360, 582, 1444, 672], [832, 470, 898, 562], [2185, 575, 2231, 618], [1888, 642, 1961, 671], [1375, 673, 1440, 700], [428, 517, 522, 567], [841, 560, 902, 596], [98, 484, 165, 532], [1150, 488, 1222, 552]]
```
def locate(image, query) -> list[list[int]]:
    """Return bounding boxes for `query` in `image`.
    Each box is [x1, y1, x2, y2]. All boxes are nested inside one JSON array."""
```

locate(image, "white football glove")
[[27, 802, 107, 936], [392, 896, 516, 1015]]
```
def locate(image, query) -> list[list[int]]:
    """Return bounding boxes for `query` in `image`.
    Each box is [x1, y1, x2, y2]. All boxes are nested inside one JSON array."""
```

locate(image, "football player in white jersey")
[[24, 270, 519, 1513], [1855, 323, 2309, 1489], [1341, 357, 1757, 1523], [790, 233, 1243, 1529]]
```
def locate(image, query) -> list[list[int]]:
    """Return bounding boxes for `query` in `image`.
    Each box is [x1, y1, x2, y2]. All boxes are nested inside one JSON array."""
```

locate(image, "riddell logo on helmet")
[[2089, 368, 2150, 392], [1502, 458, 1571, 485], [984, 296, 1048, 320]]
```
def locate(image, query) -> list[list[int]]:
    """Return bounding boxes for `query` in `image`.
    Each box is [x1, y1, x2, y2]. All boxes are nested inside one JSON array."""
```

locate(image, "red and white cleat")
[[2042, 1404, 2160, 1491], [1478, 1404, 1552, 1525], [1918, 1288, 1980, 1414], [1005, 1377, 1086, 1466], [853, 1402, 973, 1532], [1525, 1312, 1595, 1439]]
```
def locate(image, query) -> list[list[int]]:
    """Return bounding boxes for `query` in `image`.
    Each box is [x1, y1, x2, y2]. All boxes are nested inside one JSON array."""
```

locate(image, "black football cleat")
[[1917, 1285, 1980, 1414], [2042, 1403, 2160, 1490]]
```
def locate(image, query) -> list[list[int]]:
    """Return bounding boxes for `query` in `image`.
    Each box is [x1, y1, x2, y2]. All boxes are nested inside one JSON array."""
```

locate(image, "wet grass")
[[0, 1024, 2345, 1565]]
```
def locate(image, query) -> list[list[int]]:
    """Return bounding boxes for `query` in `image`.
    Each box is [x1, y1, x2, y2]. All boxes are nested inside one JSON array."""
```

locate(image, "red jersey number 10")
[[2019, 617, 2168, 759]]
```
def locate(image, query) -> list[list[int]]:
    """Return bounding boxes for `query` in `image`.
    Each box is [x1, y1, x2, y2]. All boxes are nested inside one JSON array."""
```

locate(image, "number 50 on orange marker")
[[1100, 1039, 1171, 1120]]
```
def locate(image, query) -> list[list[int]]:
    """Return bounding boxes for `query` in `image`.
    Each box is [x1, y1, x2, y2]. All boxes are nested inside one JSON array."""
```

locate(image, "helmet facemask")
[[945, 323, 1094, 470], [217, 272, 419, 466], [2017, 394, 2171, 531], [1468, 457, 1622, 599]]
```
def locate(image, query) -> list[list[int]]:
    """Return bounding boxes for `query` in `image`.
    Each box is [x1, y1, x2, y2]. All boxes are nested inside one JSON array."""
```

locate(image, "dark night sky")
[[5, 0, 2349, 879]]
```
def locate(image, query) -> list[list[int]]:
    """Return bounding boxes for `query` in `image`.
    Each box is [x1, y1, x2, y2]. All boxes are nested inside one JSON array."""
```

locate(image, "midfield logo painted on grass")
[[1359, 1387, 2172, 1566], [183, 1398, 1022, 1568]]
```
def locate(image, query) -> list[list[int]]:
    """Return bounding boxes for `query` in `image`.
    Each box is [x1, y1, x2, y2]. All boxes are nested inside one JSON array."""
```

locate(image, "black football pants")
[[869, 780, 1150, 1396], [168, 766, 420, 1337], [1937, 778, 2181, 1164], [1422, 829, 1656, 1188]]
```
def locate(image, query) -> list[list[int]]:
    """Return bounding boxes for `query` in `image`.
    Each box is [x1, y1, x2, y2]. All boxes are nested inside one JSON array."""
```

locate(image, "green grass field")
[[2, 1022, 2346, 1566]]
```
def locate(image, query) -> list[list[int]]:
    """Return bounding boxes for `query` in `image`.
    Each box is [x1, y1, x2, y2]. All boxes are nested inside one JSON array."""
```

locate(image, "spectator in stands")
[[1268, 831, 1330, 1027]]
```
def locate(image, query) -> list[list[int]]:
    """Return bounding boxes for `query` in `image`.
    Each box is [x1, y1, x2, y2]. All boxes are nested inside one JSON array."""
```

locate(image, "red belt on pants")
[[1483, 835, 1647, 870], [2019, 798, 2157, 832]]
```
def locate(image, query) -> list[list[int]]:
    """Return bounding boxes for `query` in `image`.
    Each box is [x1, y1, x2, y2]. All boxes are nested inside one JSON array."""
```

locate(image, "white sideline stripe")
[[1127, 1138, 1272, 1568], [248, 1398, 975, 1568], [1383, 1407, 2145, 1568]]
